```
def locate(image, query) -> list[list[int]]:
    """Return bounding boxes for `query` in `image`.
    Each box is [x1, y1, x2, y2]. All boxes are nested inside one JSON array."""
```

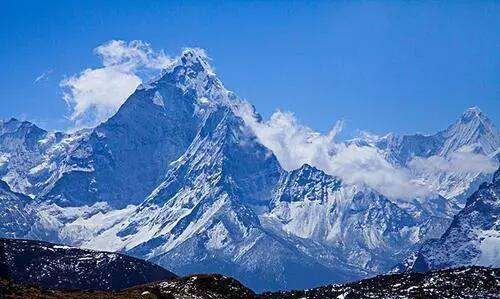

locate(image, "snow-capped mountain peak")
[[161, 48, 215, 83], [460, 106, 485, 122], [441, 106, 499, 156], [141, 48, 224, 106], [0, 118, 46, 140], [177, 48, 214, 74]]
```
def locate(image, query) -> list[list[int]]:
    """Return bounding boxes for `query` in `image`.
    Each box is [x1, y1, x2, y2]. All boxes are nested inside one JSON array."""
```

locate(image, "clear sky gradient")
[[1, 1, 499, 137]]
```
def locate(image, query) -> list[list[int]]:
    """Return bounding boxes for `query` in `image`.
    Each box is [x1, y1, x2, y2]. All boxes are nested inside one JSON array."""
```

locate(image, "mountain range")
[[0, 48, 498, 291]]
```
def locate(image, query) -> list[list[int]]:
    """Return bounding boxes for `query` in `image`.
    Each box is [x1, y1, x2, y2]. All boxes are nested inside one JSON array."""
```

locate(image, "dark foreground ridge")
[[0, 274, 255, 299], [0, 237, 498, 299], [261, 267, 500, 299], [0, 238, 176, 290], [1, 265, 498, 299]]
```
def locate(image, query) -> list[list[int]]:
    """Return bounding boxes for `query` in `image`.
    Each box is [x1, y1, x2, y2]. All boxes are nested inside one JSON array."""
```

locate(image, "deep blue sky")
[[1, 1, 499, 137]]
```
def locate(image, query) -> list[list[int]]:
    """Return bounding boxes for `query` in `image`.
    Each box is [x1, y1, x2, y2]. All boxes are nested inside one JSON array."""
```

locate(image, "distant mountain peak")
[[4, 117, 19, 124], [1, 118, 37, 130], [295, 163, 319, 172], [464, 106, 482, 113], [0, 118, 47, 147], [162, 47, 215, 80], [441, 107, 499, 155], [137, 47, 217, 94], [456, 106, 490, 126], [287, 164, 333, 182]]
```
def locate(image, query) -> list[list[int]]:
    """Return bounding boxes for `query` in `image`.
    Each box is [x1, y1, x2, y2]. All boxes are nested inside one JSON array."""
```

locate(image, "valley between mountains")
[[0, 48, 499, 294]]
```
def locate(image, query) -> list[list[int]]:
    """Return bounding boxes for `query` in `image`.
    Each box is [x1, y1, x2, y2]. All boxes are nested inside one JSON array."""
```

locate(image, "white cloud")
[[329, 144, 431, 198], [60, 40, 173, 128], [34, 69, 53, 83], [95, 40, 172, 71], [408, 151, 498, 175], [238, 107, 340, 171], [61, 67, 141, 128]]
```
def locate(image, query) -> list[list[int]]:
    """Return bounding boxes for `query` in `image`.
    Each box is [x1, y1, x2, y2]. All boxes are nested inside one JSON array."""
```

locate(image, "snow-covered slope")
[[408, 167, 500, 272], [263, 165, 453, 275]]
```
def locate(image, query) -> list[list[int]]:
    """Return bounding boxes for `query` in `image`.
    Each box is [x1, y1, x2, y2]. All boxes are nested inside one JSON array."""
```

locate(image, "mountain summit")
[[441, 107, 500, 156]]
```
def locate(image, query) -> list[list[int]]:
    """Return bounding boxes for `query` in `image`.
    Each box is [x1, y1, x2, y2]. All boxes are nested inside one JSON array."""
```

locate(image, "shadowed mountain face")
[[0, 238, 176, 290]]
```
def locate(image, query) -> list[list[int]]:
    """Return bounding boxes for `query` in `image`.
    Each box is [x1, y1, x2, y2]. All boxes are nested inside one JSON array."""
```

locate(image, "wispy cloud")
[[408, 151, 498, 175], [60, 40, 173, 128], [238, 107, 341, 171], [34, 69, 53, 83]]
